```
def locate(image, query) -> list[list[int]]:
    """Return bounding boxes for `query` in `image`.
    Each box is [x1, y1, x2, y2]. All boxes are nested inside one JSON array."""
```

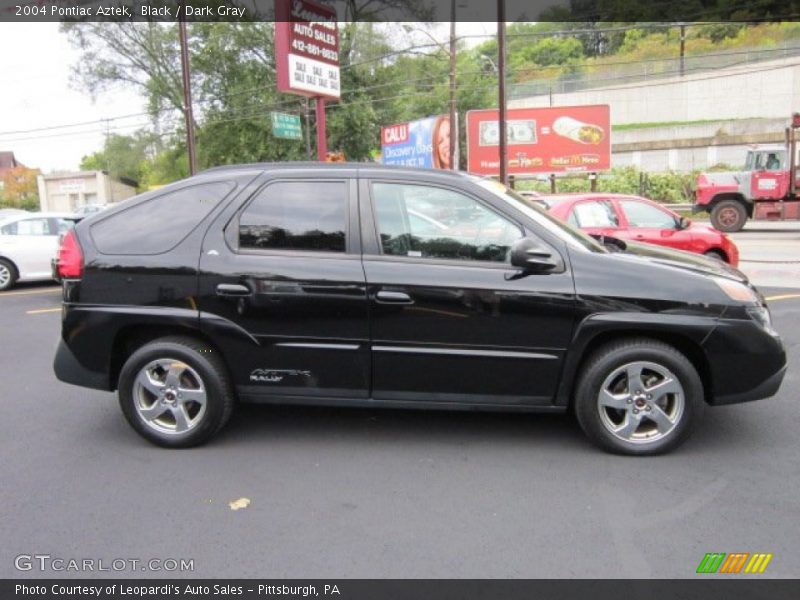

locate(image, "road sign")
[[270, 112, 303, 140]]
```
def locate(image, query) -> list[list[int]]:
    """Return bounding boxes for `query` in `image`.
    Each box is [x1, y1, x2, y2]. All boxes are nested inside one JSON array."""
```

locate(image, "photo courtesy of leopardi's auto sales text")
[[0, 0, 798, 599]]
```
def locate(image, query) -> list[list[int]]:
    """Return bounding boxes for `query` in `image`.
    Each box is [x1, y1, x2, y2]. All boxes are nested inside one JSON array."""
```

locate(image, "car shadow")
[[218, 401, 588, 451]]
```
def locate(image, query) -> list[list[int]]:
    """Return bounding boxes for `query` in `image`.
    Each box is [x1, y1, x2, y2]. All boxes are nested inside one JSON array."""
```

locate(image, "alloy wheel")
[[0, 264, 11, 288], [132, 358, 207, 435], [597, 361, 685, 444]]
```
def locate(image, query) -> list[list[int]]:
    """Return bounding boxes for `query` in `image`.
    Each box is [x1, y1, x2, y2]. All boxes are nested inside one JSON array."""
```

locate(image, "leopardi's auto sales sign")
[[275, 0, 341, 100], [466, 105, 611, 175]]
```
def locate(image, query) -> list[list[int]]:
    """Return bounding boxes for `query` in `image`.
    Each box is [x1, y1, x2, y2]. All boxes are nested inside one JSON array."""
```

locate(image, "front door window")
[[372, 182, 522, 263]]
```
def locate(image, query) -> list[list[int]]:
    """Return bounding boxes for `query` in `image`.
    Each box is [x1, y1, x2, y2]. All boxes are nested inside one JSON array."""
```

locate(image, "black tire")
[[703, 249, 727, 263], [0, 258, 18, 291], [118, 336, 234, 448], [574, 338, 704, 456], [710, 200, 747, 233]]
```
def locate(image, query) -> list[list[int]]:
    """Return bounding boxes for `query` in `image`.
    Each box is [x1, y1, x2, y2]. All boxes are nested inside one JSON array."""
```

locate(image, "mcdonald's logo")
[[696, 552, 773, 574]]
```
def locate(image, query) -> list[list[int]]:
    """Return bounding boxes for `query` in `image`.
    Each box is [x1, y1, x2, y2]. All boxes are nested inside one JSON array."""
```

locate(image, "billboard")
[[466, 105, 610, 175], [275, 0, 340, 100], [381, 115, 452, 169]]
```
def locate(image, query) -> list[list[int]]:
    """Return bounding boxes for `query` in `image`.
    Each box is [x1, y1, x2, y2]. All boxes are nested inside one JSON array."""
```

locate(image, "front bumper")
[[702, 318, 787, 405], [713, 363, 787, 406]]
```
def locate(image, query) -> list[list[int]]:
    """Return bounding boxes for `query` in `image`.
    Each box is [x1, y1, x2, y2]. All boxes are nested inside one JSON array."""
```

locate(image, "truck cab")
[[744, 147, 789, 201]]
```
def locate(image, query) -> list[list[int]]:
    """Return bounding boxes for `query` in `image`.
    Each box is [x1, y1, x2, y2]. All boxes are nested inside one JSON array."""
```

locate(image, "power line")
[[4, 24, 798, 142]]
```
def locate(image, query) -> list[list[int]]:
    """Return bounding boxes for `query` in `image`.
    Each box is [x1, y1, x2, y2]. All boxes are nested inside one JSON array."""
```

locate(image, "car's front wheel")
[[118, 336, 234, 448], [574, 339, 704, 455]]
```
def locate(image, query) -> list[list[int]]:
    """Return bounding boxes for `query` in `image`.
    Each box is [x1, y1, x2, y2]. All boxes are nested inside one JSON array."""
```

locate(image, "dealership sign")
[[466, 105, 610, 175], [275, 0, 340, 99], [381, 115, 453, 169]]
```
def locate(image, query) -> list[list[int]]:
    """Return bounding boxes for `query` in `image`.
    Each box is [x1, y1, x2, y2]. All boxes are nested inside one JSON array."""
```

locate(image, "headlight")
[[712, 277, 759, 303], [747, 305, 778, 336]]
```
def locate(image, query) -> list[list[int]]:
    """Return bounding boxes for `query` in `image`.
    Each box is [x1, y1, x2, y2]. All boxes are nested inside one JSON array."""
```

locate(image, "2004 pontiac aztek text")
[[53, 164, 786, 455]]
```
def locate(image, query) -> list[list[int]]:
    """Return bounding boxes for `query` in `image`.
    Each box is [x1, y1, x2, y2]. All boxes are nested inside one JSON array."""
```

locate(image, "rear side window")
[[238, 181, 347, 252], [2, 218, 52, 236], [91, 182, 233, 255]]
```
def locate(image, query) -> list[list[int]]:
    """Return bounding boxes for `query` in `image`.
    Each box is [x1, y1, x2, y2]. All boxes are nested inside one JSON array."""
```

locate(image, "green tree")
[[80, 132, 155, 185], [0, 166, 40, 210]]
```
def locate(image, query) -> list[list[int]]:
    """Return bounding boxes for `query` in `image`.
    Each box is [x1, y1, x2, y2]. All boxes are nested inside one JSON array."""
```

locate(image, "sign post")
[[316, 98, 327, 160], [275, 0, 340, 162]]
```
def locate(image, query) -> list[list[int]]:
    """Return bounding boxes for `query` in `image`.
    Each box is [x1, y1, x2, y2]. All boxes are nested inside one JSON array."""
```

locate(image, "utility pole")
[[178, 6, 197, 175], [449, 0, 458, 170], [104, 118, 114, 203], [497, 0, 508, 185], [679, 23, 686, 77]]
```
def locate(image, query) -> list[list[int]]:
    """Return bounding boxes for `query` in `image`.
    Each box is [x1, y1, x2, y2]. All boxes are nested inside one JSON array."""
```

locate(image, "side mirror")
[[510, 237, 563, 273], [678, 216, 691, 230]]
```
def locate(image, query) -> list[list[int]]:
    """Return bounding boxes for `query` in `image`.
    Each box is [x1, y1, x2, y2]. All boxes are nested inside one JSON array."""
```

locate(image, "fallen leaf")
[[229, 497, 251, 511]]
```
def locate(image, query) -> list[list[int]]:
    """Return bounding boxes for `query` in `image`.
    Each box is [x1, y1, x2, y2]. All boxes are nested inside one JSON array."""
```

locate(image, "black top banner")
[[1, 0, 799, 23]]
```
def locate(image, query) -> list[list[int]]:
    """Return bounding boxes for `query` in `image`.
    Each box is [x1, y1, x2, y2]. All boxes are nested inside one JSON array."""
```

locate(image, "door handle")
[[216, 283, 251, 297], [375, 290, 414, 305]]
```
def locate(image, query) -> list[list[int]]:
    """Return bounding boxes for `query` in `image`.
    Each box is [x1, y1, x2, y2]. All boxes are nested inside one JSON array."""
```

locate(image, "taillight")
[[57, 229, 83, 279]]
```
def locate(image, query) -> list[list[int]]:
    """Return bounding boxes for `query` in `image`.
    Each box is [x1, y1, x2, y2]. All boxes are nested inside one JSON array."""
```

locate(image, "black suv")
[[53, 164, 786, 455]]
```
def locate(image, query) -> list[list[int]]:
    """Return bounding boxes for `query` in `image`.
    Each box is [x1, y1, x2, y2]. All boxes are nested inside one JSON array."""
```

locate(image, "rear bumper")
[[692, 203, 707, 215], [53, 338, 109, 391]]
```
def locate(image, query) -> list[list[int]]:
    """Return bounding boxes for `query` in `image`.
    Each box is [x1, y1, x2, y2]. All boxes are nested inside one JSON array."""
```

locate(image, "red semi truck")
[[693, 114, 800, 232]]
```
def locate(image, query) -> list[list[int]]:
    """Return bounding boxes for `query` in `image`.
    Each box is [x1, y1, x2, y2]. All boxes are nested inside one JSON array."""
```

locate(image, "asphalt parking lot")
[[1, 229, 798, 580]]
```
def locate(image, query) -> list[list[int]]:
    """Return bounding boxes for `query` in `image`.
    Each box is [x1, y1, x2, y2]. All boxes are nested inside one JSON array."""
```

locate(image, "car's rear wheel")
[[118, 336, 234, 448], [710, 200, 746, 233], [0, 258, 18, 291], [574, 339, 704, 455]]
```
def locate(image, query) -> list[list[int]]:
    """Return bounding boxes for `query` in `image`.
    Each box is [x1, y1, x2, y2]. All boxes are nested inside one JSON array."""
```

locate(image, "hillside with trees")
[[63, 21, 800, 193]]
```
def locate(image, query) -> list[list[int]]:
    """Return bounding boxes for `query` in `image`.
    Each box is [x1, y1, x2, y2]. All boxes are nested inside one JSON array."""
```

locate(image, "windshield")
[[474, 178, 607, 253]]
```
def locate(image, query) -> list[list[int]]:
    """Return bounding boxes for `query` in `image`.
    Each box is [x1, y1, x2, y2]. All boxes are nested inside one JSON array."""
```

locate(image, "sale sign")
[[381, 116, 453, 169], [275, 0, 340, 100], [466, 105, 610, 175]]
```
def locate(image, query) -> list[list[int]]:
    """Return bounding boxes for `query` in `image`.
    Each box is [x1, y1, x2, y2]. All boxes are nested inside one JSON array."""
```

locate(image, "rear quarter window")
[[90, 182, 234, 255]]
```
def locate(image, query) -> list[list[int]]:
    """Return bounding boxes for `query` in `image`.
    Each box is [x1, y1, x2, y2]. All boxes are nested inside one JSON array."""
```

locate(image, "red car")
[[540, 193, 739, 266]]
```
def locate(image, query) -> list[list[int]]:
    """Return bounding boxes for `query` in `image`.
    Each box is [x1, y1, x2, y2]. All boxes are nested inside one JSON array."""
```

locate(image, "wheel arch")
[[109, 324, 228, 392], [704, 247, 729, 263], [709, 193, 753, 217], [0, 254, 20, 277], [556, 325, 714, 408]]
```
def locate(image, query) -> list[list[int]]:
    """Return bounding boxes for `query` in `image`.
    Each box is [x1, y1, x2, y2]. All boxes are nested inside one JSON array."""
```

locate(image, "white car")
[[0, 212, 75, 291]]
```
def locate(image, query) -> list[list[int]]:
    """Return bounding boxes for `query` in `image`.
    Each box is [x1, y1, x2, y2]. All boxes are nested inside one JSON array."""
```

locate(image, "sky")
[[0, 21, 495, 174], [0, 23, 143, 173]]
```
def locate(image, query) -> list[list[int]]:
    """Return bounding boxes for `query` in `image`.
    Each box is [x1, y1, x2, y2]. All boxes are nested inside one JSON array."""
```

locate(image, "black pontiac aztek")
[[53, 164, 786, 455]]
